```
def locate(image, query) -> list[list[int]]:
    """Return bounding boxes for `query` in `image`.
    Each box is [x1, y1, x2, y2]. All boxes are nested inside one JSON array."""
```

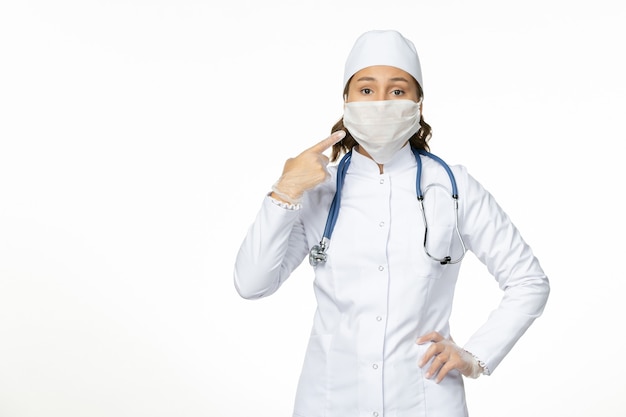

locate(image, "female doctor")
[[234, 30, 550, 417]]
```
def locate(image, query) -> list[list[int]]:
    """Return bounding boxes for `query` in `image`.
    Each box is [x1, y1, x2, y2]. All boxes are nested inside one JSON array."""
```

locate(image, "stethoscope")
[[309, 147, 467, 267]]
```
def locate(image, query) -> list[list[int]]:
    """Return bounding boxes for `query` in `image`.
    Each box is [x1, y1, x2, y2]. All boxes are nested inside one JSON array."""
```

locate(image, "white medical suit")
[[234, 144, 550, 417]]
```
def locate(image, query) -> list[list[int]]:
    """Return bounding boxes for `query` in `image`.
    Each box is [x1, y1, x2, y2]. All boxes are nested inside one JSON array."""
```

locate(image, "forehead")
[[351, 65, 416, 83]]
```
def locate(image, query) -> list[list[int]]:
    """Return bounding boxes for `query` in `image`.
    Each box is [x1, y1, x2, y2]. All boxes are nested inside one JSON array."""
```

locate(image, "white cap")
[[343, 30, 423, 90]]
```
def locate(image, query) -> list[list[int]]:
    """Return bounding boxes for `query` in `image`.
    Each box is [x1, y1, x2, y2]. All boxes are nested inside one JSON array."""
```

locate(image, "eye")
[[391, 89, 404, 96], [360, 88, 373, 95]]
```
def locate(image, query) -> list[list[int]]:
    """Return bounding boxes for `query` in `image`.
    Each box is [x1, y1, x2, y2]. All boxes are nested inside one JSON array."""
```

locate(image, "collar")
[[348, 143, 416, 175]]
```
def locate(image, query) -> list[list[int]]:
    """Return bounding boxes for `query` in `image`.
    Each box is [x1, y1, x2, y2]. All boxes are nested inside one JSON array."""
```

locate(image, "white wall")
[[1, 0, 624, 416]]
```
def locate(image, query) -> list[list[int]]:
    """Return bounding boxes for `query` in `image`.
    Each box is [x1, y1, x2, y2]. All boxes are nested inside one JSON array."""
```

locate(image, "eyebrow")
[[355, 76, 410, 83]]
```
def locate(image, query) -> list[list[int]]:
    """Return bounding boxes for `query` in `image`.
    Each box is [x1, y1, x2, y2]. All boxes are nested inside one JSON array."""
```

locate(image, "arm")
[[233, 196, 309, 299], [460, 169, 550, 374], [233, 131, 346, 300]]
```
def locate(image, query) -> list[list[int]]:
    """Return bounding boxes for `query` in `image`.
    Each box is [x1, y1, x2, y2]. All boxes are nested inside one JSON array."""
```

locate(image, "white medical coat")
[[234, 145, 549, 417]]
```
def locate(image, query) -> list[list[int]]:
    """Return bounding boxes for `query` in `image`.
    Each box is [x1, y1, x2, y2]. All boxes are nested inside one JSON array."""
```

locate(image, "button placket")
[[357, 173, 387, 417]]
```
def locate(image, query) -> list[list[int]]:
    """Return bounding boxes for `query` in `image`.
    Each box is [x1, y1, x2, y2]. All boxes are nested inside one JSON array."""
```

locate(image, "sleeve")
[[459, 168, 550, 375], [233, 195, 310, 300]]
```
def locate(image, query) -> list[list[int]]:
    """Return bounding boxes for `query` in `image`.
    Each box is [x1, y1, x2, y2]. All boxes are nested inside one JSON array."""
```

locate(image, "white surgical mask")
[[343, 99, 421, 164]]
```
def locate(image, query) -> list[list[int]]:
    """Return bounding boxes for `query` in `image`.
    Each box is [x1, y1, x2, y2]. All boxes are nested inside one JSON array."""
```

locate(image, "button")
[[376, 316, 383, 321], [379, 179, 385, 184], [373, 413, 379, 417], [379, 221, 385, 227], [372, 363, 379, 369], [378, 265, 384, 271]]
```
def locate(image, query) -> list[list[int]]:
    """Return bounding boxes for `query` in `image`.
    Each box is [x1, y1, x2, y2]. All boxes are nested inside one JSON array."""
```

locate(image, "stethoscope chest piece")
[[309, 237, 329, 267]]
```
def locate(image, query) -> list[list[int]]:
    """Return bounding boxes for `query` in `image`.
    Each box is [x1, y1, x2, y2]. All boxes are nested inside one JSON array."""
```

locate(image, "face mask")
[[343, 99, 421, 164]]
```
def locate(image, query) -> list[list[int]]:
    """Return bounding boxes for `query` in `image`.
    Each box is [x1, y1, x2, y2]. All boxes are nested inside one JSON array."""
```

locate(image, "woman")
[[234, 29, 549, 417]]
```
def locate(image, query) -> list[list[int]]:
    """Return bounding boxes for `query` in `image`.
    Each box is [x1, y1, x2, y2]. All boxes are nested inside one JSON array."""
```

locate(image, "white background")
[[1, 0, 624, 416]]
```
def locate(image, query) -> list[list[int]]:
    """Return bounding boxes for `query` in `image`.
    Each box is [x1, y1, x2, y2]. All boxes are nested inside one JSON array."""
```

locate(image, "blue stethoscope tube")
[[309, 147, 467, 267]]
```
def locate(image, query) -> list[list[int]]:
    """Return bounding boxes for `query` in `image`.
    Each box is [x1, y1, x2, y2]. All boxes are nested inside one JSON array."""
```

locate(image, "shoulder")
[[418, 152, 487, 200], [418, 152, 471, 185]]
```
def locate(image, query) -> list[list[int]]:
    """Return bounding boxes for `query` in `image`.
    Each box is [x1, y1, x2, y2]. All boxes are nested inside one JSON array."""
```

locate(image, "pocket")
[[293, 334, 331, 416], [410, 340, 468, 414], [385, 343, 427, 415], [420, 184, 457, 265]]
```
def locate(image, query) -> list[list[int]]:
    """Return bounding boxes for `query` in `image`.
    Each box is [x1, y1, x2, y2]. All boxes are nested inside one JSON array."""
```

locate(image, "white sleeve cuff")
[[464, 349, 490, 378], [268, 193, 302, 211]]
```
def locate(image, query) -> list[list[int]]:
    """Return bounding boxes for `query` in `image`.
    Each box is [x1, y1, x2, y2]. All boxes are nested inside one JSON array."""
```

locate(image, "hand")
[[416, 331, 482, 383], [272, 131, 346, 203]]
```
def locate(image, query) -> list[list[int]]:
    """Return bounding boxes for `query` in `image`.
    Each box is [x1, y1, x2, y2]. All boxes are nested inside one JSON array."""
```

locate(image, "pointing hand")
[[272, 130, 346, 204]]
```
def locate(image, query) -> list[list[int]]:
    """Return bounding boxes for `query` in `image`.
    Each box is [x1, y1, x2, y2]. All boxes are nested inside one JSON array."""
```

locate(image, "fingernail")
[[425, 372, 431, 379], [335, 130, 346, 139]]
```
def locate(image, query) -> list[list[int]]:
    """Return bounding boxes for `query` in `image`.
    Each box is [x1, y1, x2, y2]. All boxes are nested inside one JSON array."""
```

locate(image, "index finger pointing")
[[307, 130, 346, 154]]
